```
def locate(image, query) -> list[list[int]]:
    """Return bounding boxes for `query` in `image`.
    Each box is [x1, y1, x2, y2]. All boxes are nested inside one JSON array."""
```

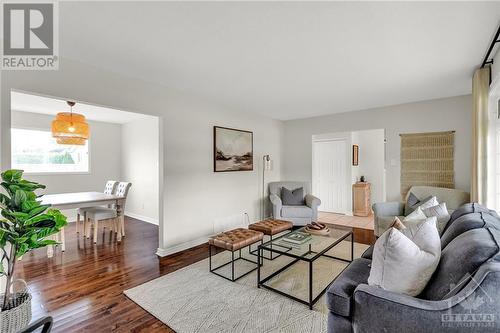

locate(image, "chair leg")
[[120, 216, 125, 237], [61, 227, 66, 252], [76, 213, 80, 234], [83, 213, 88, 237], [93, 219, 98, 244], [86, 217, 92, 239]]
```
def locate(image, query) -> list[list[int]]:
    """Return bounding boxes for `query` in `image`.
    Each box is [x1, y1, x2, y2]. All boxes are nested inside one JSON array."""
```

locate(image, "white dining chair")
[[84, 182, 132, 244], [76, 180, 117, 234]]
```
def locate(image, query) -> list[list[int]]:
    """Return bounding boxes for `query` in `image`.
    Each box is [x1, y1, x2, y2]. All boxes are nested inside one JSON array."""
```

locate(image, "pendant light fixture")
[[51, 101, 90, 145]]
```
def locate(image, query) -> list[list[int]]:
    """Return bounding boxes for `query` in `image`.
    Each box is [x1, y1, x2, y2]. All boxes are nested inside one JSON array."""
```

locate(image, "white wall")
[[283, 95, 472, 202], [352, 129, 386, 205], [10, 111, 122, 221], [1, 58, 283, 256], [121, 117, 160, 224]]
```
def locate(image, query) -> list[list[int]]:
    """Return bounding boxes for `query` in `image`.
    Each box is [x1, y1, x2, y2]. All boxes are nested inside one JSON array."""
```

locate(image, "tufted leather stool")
[[248, 219, 293, 260], [209, 228, 264, 281]]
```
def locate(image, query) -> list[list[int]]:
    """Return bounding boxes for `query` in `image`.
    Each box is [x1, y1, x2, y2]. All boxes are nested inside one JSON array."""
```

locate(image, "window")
[[11, 128, 89, 174]]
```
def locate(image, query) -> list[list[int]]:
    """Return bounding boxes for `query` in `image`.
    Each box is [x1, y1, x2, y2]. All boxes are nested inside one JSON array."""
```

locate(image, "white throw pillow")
[[422, 202, 450, 235], [368, 217, 441, 296], [403, 206, 427, 225], [418, 196, 439, 211]]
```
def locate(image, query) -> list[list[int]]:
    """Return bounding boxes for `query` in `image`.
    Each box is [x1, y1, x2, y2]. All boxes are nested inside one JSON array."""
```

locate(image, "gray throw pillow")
[[281, 187, 305, 206], [405, 194, 434, 216]]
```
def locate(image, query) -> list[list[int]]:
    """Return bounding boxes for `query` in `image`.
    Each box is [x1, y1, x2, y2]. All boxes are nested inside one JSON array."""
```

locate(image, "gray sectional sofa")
[[326, 203, 500, 333]]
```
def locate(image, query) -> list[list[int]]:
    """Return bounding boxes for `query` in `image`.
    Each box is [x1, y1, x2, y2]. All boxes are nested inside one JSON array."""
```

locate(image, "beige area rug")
[[125, 239, 369, 333]]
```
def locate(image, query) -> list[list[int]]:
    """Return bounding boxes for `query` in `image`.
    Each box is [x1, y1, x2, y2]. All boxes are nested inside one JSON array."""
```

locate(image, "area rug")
[[125, 239, 369, 333]]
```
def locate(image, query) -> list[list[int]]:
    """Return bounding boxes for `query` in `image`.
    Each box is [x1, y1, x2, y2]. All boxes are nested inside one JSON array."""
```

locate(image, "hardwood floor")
[[16, 217, 175, 332], [15, 217, 374, 332]]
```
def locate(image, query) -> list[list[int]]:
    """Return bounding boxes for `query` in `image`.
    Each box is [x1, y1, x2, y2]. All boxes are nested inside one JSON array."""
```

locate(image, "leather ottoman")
[[208, 228, 264, 281], [248, 219, 293, 260]]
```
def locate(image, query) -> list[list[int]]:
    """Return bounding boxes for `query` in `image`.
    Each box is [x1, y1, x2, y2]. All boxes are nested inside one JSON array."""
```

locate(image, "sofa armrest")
[[372, 201, 404, 217], [305, 194, 321, 222], [270, 194, 282, 219], [352, 263, 500, 332], [372, 201, 405, 237], [305, 194, 321, 208]]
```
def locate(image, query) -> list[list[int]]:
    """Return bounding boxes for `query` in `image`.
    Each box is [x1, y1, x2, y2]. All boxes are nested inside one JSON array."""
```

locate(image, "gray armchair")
[[373, 186, 470, 237], [268, 181, 321, 226]]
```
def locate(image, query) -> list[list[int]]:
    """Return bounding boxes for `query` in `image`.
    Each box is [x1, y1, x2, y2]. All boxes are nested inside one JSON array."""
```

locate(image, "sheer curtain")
[[487, 69, 500, 210], [472, 67, 490, 204]]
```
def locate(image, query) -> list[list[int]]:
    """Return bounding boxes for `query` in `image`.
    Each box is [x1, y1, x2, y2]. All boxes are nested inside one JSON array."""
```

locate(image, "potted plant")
[[0, 169, 67, 333]]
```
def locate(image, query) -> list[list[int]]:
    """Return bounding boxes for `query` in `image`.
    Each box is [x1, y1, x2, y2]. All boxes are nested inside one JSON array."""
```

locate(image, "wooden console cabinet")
[[353, 182, 371, 217]]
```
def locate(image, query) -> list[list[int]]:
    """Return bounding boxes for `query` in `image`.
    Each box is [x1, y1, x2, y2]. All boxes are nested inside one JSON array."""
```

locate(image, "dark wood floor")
[[16, 217, 187, 332], [16, 217, 374, 332]]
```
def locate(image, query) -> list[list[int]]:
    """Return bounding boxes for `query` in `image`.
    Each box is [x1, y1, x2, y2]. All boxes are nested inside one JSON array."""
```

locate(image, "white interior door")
[[313, 140, 348, 214]]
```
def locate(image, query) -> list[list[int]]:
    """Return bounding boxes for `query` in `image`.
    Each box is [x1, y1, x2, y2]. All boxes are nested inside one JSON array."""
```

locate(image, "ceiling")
[[58, 2, 500, 120], [11, 91, 153, 124]]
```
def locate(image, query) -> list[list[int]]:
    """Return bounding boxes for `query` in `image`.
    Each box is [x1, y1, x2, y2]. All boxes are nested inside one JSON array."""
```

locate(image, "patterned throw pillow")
[[403, 207, 427, 225], [422, 202, 450, 235]]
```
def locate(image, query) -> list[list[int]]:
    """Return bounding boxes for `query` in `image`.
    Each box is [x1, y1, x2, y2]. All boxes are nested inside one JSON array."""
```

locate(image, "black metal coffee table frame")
[[257, 230, 353, 310], [248, 230, 293, 260]]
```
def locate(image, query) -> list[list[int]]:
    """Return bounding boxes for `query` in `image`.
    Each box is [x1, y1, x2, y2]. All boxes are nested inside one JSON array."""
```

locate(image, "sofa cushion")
[[441, 212, 500, 249], [326, 257, 371, 317], [281, 205, 312, 218], [281, 187, 305, 206], [420, 228, 500, 300], [447, 203, 498, 227]]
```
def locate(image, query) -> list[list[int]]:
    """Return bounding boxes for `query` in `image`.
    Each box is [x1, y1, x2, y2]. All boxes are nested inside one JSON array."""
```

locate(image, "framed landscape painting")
[[214, 126, 253, 172]]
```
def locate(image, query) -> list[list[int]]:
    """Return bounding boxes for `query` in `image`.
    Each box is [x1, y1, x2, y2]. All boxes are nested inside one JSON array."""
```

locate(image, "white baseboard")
[[125, 211, 158, 225], [156, 236, 208, 257]]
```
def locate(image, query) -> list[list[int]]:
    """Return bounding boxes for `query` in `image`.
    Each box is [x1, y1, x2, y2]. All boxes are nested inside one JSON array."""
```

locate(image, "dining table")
[[41, 191, 126, 257]]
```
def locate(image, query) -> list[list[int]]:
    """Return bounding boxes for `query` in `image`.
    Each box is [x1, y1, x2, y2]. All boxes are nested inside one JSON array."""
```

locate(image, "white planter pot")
[[0, 292, 32, 333]]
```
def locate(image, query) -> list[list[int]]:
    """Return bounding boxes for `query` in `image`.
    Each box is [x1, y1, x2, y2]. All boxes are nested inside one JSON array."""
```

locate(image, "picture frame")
[[352, 144, 359, 166], [213, 126, 254, 172]]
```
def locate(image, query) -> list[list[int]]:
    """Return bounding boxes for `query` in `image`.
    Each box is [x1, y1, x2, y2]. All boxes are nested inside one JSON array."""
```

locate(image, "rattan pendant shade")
[[51, 101, 89, 145]]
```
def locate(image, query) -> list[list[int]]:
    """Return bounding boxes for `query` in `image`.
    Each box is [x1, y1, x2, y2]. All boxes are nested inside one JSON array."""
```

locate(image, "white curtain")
[[471, 67, 490, 204]]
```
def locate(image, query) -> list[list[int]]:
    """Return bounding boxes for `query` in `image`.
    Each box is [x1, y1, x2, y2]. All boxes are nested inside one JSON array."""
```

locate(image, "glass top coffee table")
[[257, 226, 353, 309]]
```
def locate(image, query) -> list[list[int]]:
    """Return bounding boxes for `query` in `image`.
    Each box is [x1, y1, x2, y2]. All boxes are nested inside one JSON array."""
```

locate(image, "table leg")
[[257, 245, 261, 288], [309, 261, 313, 310], [76, 213, 80, 234], [351, 232, 354, 262]]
